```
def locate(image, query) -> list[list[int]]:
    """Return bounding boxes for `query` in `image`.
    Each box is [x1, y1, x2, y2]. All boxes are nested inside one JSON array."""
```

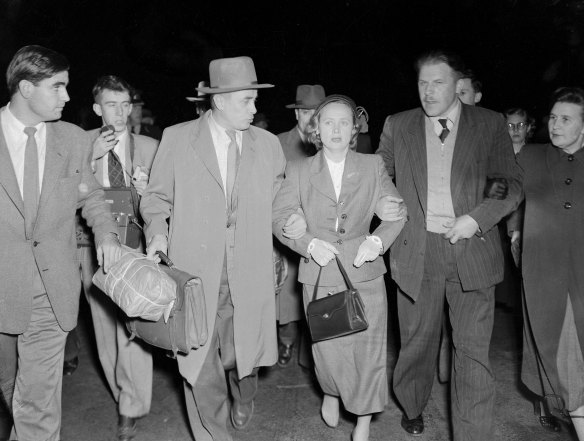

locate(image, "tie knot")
[[438, 118, 448, 129], [24, 126, 37, 137], [226, 129, 237, 143]]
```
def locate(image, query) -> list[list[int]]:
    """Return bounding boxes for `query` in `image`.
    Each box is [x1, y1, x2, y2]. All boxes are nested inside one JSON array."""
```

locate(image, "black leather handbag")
[[306, 256, 368, 342], [126, 252, 208, 356]]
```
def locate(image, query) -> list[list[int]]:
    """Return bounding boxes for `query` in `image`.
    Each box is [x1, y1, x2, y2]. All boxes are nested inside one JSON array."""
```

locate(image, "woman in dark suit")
[[272, 95, 405, 441], [520, 87, 584, 439]]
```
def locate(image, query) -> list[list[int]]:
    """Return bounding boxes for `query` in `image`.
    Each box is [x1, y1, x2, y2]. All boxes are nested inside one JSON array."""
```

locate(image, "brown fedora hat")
[[186, 81, 210, 102], [196, 56, 273, 94], [285, 85, 326, 109]]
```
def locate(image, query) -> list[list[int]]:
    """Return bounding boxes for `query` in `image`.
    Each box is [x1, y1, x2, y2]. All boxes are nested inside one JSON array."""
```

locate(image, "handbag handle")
[[312, 255, 355, 302]]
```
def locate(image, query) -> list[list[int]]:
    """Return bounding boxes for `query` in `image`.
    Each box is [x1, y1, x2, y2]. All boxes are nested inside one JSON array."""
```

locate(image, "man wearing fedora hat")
[[186, 80, 210, 118], [141, 56, 291, 440], [274, 84, 325, 367]]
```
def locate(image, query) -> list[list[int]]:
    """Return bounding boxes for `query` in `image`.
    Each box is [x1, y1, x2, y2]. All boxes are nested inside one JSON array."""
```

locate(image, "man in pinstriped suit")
[[376, 50, 522, 440]]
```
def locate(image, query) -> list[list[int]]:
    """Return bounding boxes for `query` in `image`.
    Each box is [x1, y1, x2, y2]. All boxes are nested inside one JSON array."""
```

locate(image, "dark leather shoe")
[[63, 356, 79, 376], [401, 414, 424, 436], [231, 400, 254, 430], [277, 343, 294, 367], [117, 415, 137, 441]]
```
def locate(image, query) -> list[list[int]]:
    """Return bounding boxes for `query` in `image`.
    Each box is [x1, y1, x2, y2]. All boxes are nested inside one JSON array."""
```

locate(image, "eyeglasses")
[[507, 122, 528, 131]]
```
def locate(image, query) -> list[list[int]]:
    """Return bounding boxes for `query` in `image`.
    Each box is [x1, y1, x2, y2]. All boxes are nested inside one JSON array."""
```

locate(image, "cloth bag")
[[126, 252, 208, 356], [306, 256, 368, 342], [92, 249, 176, 322]]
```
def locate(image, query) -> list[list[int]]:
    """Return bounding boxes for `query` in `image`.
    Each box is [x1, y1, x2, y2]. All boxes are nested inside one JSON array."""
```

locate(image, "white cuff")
[[307, 238, 317, 254], [366, 235, 383, 253]]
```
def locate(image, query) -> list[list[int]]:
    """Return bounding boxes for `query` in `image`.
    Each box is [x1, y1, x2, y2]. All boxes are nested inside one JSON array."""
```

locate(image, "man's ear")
[[18, 80, 34, 99], [474, 92, 483, 104], [294, 108, 300, 122], [93, 103, 103, 118], [455, 78, 464, 95], [212, 94, 224, 111]]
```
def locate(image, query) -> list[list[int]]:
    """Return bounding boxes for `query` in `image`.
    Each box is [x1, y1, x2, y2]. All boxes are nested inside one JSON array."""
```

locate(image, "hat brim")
[[196, 83, 274, 94], [285, 103, 319, 109], [186, 97, 208, 102]]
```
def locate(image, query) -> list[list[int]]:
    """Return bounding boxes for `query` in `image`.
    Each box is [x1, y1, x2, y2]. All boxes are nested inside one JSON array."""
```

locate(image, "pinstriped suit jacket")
[[377, 104, 523, 301]]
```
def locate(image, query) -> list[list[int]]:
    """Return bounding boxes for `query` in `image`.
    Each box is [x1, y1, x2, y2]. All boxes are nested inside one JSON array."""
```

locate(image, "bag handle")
[[311, 255, 355, 302]]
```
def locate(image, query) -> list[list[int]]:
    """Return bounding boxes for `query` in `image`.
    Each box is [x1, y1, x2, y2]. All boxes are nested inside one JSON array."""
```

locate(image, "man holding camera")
[[81, 75, 158, 440]]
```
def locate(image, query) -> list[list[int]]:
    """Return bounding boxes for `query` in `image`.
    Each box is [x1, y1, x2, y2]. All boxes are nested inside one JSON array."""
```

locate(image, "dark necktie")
[[438, 118, 450, 143], [108, 149, 125, 187], [225, 130, 240, 209], [23, 127, 39, 239]]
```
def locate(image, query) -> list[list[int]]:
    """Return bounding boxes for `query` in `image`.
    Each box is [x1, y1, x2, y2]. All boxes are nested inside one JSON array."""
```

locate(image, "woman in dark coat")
[[520, 87, 584, 439], [272, 95, 405, 441]]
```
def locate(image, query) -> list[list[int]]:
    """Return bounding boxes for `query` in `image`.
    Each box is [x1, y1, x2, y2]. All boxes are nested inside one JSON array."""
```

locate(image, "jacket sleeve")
[[77, 130, 118, 244], [140, 130, 174, 243], [468, 115, 523, 234], [375, 115, 396, 179], [272, 160, 314, 258], [371, 155, 406, 251]]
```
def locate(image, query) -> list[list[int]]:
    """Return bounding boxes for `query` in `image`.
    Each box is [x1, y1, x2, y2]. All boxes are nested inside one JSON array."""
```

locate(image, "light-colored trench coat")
[[140, 111, 286, 385]]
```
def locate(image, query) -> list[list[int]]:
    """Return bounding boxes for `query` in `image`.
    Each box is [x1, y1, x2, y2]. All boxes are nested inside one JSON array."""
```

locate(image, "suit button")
[[337, 239, 343, 245], [33, 241, 39, 247], [568, 155, 575, 162], [564, 202, 572, 209], [565, 178, 573, 185], [339, 201, 345, 206], [304, 258, 309, 263], [403, 239, 407, 245], [339, 228, 345, 234], [341, 214, 347, 219]]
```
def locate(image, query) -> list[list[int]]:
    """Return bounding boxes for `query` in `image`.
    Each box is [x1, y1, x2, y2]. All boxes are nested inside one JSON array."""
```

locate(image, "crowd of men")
[[0, 42, 578, 441]]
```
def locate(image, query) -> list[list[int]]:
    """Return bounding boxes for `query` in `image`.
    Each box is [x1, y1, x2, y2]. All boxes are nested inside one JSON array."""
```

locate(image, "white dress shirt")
[[1, 104, 47, 198], [207, 111, 243, 195]]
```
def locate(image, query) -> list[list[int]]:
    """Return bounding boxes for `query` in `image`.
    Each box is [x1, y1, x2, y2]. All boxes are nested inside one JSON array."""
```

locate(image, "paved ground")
[[1, 295, 578, 440]]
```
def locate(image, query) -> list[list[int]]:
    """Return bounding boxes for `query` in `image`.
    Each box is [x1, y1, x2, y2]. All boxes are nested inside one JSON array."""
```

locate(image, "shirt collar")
[[5, 103, 45, 133], [208, 111, 242, 146], [429, 99, 461, 130]]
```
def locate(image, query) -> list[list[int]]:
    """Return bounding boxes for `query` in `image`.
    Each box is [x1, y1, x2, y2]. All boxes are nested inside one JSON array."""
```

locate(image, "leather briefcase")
[[126, 252, 208, 356], [306, 256, 368, 342]]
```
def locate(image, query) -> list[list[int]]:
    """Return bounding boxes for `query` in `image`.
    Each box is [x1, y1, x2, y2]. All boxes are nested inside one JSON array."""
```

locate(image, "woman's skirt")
[[303, 275, 388, 415]]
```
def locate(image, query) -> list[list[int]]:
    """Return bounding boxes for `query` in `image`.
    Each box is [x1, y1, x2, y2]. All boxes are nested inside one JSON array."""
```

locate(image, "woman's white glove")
[[308, 239, 339, 267], [353, 236, 383, 268]]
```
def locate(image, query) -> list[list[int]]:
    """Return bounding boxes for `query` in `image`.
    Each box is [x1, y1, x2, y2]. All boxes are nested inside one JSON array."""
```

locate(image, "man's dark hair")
[[415, 50, 466, 79], [461, 68, 482, 93], [550, 87, 584, 120], [6, 45, 69, 97], [92, 75, 133, 102]]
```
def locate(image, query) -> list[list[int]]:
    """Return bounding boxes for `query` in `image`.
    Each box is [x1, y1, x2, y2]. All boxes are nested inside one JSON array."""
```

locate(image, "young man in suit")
[[141, 56, 292, 441], [81, 75, 158, 441], [376, 50, 522, 440], [0, 45, 121, 441], [274, 84, 325, 367]]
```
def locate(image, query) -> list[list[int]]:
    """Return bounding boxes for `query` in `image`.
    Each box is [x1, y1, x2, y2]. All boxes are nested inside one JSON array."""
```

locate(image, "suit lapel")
[[38, 123, 68, 213], [339, 149, 359, 200], [191, 113, 223, 191], [233, 129, 257, 204], [406, 110, 428, 214], [0, 122, 24, 217], [309, 150, 337, 202], [450, 104, 478, 206]]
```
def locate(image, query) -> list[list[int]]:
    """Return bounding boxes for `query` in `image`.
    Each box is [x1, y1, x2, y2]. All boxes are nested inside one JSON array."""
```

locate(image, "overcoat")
[[140, 111, 286, 385], [377, 104, 523, 300], [519, 143, 584, 397], [0, 114, 117, 333], [277, 127, 316, 162]]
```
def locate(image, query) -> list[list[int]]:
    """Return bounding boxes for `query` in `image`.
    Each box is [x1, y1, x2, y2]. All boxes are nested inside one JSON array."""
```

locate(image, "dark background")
[[1, 0, 583, 144]]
